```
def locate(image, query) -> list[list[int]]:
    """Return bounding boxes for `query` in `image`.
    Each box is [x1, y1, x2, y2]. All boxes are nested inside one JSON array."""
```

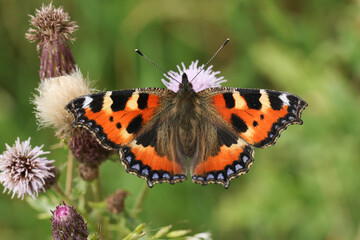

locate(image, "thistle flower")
[[25, 3, 78, 80], [162, 60, 227, 92], [0, 138, 55, 200], [51, 202, 88, 240]]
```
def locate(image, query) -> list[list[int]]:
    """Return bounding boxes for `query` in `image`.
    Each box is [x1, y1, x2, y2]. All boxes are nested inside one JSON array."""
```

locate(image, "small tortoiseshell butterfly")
[[65, 46, 307, 188]]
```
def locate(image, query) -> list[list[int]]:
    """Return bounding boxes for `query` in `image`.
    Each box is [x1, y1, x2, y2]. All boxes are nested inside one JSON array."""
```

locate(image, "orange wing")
[[207, 88, 307, 148], [191, 137, 254, 188], [66, 89, 161, 149]]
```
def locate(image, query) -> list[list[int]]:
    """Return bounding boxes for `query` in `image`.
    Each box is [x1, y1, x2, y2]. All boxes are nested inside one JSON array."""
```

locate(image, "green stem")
[[132, 182, 149, 218], [91, 170, 108, 240], [92, 176, 103, 202], [65, 151, 74, 196], [53, 182, 72, 204]]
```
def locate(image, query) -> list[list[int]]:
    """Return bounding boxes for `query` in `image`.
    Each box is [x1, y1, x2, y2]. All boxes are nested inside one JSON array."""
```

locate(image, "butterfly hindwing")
[[202, 87, 308, 148], [65, 88, 187, 186], [191, 134, 254, 188]]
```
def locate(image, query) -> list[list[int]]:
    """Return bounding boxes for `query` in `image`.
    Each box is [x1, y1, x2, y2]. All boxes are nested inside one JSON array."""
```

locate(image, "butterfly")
[[65, 68, 307, 188]]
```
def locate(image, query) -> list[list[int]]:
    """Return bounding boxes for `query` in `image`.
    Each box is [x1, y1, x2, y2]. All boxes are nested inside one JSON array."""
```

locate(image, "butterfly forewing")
[[201, 87, 308, 148]]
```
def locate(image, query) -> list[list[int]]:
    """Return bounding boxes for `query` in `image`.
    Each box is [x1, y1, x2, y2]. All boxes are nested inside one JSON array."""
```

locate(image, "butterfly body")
[[66, 73, 307, 188]]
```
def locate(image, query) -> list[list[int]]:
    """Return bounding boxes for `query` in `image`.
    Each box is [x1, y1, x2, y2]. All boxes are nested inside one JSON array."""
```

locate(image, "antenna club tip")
[[135, 49, 144, 56]]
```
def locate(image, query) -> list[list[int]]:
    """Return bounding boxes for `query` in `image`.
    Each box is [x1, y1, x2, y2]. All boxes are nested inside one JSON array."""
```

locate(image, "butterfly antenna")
[[190, 38, 230, 83], [135, 49, 181, 84]]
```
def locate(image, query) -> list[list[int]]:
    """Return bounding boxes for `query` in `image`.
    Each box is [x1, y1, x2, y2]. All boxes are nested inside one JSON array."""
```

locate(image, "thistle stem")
[[65, 151, 74, 196], [91, 175, 103, 202], [91, 170, 108, 240], [53, 182, 72, 204], [132, 182, 149, 217]]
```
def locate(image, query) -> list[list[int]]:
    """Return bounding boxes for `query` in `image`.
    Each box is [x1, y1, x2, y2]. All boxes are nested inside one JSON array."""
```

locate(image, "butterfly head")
[[178, 73, 194, 93]]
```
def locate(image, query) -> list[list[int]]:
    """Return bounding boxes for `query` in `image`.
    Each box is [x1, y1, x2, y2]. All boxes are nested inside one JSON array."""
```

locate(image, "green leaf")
[[123, 223, 146, 240], [152, 224, 172, 239], [166, 229, 192, 238]]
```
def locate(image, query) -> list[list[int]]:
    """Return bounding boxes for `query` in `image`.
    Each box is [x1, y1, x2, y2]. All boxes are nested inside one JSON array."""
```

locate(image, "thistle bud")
[[51, 202, 88, 240], [106, 190, 127, 214]]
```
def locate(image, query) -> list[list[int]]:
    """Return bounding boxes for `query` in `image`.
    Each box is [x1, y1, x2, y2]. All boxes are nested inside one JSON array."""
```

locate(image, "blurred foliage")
[[0, 0, 360, 239]]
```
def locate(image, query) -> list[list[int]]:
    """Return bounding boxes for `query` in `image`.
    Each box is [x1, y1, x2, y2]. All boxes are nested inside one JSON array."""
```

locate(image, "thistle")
[[162, 60, 227, 92], [25, 3, 78, 80], [0, 138, 55, 199], [51, 202, 88, 240], [27, 3, 113, 164]]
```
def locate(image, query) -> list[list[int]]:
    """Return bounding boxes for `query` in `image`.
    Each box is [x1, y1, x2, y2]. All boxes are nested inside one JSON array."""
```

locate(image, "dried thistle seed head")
[[162, 60, 227, 92], [33, 70, 92, 137], [26, 3, 78, 50], [0, 138, 55, 200], [26, 3, 78, 80], [51, 202, 88, 240], [78, 163, 99, 181], [106, 190, 128, 214]]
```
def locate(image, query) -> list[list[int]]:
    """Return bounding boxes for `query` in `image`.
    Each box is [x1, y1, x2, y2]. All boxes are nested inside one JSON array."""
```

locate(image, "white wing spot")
[[279, 94, 290, 106], [82, 96, 93, 108]]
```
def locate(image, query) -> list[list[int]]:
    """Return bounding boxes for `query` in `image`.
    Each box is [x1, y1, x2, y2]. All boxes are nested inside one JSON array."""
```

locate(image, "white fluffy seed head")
[[33, 69, 92, 137]]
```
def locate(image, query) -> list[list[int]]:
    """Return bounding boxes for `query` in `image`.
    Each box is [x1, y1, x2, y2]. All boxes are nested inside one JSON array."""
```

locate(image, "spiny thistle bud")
[[51, 202, 88, 240], [106, 189, 127, 214], [69, 129, 113, 165], [26, 3, 78, 80], [0, 137, 55, 199], [78, 163, 99, 181]]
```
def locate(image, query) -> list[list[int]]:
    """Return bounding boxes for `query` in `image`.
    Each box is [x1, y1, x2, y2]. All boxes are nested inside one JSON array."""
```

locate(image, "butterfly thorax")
[[171, 73, 201, 156]]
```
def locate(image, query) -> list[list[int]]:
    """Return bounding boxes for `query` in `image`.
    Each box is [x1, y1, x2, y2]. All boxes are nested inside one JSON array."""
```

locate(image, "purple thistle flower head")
[[0, 137, 55, 200], [51, 202, 88, 240], [161, 60, 227, 92], [68, 128, 113, 165], [25, 3, 78, 80]]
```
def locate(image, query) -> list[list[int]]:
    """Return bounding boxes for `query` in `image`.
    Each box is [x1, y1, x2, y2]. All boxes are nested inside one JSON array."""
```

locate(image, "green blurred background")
[[1, 0, 360, 239]]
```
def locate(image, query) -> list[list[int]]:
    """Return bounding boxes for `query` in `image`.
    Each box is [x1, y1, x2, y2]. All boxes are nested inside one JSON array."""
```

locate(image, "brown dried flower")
[[106, 190, 127, 214], [26, 3, 78, 80]]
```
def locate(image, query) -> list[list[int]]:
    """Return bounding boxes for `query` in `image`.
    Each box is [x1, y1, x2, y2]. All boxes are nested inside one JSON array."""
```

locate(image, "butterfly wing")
[[65, 88, 187, 187], [205, 87, 308, 148], [191, 87, 307, 188]]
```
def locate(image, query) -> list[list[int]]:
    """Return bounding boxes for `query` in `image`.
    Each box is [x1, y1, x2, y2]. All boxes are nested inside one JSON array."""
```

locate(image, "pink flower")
[[162, 60, 227, 92], [0, 138, 55, 199]]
